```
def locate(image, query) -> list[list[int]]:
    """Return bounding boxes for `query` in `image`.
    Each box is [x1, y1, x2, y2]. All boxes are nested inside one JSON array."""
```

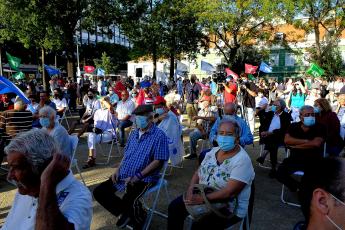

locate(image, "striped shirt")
[[0, 110, 33, 140]]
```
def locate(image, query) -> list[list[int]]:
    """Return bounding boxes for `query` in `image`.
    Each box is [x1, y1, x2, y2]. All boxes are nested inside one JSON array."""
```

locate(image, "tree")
[[93, 52, 118, 74], [282, 0, 345, 76], [186, 0, 281, 68]]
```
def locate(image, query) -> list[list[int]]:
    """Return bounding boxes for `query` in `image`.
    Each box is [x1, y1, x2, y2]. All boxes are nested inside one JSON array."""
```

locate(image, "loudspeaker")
[[136, 68, 142, 78]]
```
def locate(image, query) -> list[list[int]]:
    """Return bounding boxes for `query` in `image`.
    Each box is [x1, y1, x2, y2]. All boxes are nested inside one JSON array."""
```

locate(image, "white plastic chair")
[[280, 143, 326, 207], [141, 162, 170, 230], [69, 135, 86, 185]]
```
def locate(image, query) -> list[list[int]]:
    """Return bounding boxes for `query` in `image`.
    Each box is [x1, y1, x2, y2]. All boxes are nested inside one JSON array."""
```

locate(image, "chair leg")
[[75, 164, 86, 186], [281, 184, 301, 207], [164, 184, 170, 203]]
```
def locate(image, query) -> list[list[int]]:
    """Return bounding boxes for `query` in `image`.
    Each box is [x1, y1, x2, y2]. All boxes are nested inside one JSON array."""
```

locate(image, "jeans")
[[118, 120, 133, 145], [189, 129, 203, 155], [244, 107, 255, 134], [93, 178, 151, 218], [167, 195, 241, 230]]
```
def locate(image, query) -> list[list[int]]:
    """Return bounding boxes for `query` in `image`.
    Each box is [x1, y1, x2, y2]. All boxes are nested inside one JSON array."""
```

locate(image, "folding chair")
[[141, 162, 170, 230], [281, 143, 327, 207], [258, 144, 287, 169], [69, 135, 86, 185], [97, 127, 122, 165], [59, 108, 70, 129]]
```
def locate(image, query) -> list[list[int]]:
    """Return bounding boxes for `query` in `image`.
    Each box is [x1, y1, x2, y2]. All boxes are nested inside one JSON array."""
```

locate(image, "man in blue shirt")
[[209, 102, 253, 146], [93, 104, 169, 229]]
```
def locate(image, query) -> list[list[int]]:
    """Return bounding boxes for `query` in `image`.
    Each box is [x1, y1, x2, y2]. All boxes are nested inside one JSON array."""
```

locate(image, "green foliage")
[[94, 52, 118, 74]]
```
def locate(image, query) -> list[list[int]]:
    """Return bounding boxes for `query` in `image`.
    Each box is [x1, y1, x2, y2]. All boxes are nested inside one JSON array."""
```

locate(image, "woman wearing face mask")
[[52, 88, 67, 118], [314, 98, 344, 156], [168, 120, 255, 230], [39, 106, 72, 158], [297, 157, 345, 230], [287, 79, 307, 122]]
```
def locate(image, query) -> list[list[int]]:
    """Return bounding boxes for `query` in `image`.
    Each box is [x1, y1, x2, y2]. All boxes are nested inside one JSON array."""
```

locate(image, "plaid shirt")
[[115, 125, 169, 191]]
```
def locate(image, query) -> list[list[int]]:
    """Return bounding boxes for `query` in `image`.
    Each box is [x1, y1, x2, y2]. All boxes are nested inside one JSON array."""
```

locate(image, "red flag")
[[245, 64, 258, 74], [84, 66, 95, 73], [225, 68, 239, 80]]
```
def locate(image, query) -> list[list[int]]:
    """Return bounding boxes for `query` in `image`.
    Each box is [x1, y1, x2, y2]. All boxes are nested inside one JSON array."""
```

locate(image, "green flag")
[[6, 52, 21, 71], [248, 74, 256, 81], [306, 63, 324, 77], [13, 71, 25, 80]]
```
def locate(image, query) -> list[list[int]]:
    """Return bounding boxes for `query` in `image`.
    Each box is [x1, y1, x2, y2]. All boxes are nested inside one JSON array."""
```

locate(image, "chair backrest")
[[69, 135, 79, 167]]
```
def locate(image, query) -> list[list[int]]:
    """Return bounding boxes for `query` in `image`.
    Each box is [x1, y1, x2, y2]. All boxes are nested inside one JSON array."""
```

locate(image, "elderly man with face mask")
[[93, 104, 169, 229], [298, 157, 345, 230], [39, 106, 72, 159], [2, 129, 92, 230], [276, 105, 325, 192], [184, 101, 217, 160]]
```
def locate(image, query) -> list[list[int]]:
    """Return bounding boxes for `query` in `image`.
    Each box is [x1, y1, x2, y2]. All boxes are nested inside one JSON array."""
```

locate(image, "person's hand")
[[40, 153, 70, 188], [261, 131, 271, 137], [111, 169, 119, 183], [192, 116, 198, 121], [184, 194, 204, 205]]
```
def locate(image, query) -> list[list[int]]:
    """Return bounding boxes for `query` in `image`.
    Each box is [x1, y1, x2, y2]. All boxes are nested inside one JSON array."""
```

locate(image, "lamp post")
[[74, 34, 81, 77]]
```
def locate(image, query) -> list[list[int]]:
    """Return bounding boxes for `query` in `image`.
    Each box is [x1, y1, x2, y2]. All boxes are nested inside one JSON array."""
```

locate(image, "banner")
[[201, 60, 215, 72], [84, 66, 95, 73], [0, 76, 30, 104], [44, 64, 60, 76], [225, 68, 239, 80], [13, 71, 25, 80], [6, 52, 21, 71], [97, 68, 105, 76], [176, 61, 188, 74], [259, 62, 272, 73], [306, 63, 324, 77], [248, 74, 256, 81], [245, 63, 258, 74]]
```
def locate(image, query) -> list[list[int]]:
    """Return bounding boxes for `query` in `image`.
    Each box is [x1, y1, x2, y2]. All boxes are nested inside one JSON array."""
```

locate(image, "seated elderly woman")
[[39, 106, 72, 158], [83, 98, 117, 168], [168, 119, 255, 230]]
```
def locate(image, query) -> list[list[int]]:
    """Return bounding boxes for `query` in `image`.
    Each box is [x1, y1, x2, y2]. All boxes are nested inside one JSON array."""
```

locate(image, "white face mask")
[[326, 194, 345, 230]]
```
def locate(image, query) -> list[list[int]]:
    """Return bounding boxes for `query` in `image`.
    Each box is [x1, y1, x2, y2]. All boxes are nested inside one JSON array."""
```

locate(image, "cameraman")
[[222, 76, 237, 104], [240, 73, 258, 133], [185, 75, 202, 126]]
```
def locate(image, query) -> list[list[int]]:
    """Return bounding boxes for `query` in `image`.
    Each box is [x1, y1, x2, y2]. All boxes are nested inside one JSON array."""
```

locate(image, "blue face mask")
[[271, 105, 277, 112], [39, 117, 50, 128], [223, 115, 235, 120], [136, 115, 149, 129], [155, 108, 165, 115], [314, 106, 320, 113], [217, 135, 236, 152], [303, 116, 315, 127]]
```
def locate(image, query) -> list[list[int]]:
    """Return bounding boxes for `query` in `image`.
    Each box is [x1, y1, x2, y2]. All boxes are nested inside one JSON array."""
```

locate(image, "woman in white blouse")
[[167, 119, 255, 230], [52, 88, 67, 118]]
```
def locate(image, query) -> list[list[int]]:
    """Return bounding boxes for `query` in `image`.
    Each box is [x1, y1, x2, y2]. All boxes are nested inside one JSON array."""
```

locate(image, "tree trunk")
[[67, 56, 74, 80], [314, 22, 322, 65], [0, 47, 3, 76], [41, 48, 47, 90], [152, 45, 157, 80], [169, 53, 175, 80]]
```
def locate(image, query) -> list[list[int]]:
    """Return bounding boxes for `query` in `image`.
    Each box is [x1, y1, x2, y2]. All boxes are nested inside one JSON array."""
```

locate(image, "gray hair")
[[4, 129, 59, 175], [300, 105, 314, 114], [39, 106, 56, 118], [277, 99, 286, 110], [218, 119, 241, 138]]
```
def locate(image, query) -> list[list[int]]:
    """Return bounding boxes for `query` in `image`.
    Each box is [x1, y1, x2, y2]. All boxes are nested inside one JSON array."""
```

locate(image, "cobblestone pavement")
[[0, 116, 303, 230]]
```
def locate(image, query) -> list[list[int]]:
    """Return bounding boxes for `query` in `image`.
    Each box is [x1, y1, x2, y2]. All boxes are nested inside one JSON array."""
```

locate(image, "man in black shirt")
[[184, 75, 202, 127], [276, 105, 325, 192], [239, 74, 258, 133]]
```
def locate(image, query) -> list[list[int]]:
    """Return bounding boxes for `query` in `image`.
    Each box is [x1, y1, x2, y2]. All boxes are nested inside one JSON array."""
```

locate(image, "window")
[[269, 53, 279, 66], [285, 53, 295, 66]]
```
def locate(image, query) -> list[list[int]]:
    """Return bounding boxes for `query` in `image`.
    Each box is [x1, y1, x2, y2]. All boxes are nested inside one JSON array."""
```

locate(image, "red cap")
[[153, 96, 166, 105]]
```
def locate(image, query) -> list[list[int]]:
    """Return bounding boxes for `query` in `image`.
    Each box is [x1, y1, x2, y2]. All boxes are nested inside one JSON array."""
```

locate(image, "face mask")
[[136, 115, 149, 129], [109, 91, 114, 95], [258, 93, 263, 98], [155, 108, 165, 115], [88, 95, 94, 100], [326, 194, 345, 230], [314, 106, 320, 113], [217, 135, 236, 152], [54, 94, 59, 98], [223, 115, 235, 120], [271, 105, 277, 112], [303, 116, 315, 126], [39, 117, 50, 128], [191, 79, 196, 84]]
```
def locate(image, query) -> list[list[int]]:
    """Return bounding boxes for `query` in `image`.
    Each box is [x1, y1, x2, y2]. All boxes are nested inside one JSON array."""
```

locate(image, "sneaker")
[[116, 214, 131, 229], [184, 154, 197, 160], [82, 157, 96, 169], [256, 156, 265, 165]]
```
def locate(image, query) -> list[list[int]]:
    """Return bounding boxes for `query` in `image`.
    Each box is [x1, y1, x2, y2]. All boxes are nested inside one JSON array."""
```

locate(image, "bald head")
[[224, 103, 237, 115]]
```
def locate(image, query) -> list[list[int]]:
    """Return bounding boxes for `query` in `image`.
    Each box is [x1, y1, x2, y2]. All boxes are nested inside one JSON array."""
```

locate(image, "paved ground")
[[0, 115, 304, 230]]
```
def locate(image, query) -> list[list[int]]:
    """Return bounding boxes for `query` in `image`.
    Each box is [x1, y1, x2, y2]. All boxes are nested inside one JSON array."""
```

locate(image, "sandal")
[[82, 157, 96, 169]]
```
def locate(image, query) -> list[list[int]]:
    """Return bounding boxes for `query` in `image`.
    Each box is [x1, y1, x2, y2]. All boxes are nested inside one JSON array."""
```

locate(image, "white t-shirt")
[[116, 99, 136, 121], [1, 172, 92, 230], [198, 147, 255, 218], [52, 98, 67, 110]]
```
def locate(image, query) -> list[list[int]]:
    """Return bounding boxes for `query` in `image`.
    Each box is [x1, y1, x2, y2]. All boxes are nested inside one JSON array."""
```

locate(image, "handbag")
[[183, 184, 234, 221]]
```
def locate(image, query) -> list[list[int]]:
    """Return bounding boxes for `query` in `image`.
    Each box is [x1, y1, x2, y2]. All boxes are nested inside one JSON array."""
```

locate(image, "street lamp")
[[74, 34, 80, 77]]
